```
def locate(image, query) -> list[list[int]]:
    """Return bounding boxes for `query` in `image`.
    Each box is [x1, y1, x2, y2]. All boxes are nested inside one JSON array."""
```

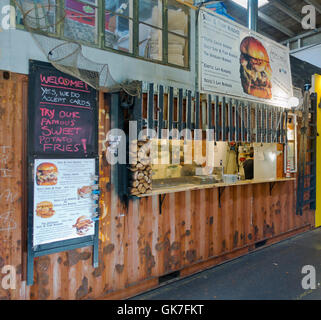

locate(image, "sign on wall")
[[30, 65, 96, 156], [33, 158, 96, 246], [27, 60, 99, 286], [199, 9, 293, 108]]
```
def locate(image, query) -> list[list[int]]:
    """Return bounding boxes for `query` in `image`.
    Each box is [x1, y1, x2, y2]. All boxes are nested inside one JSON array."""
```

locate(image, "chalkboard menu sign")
[[27, 60, 99, 286], [29, 60, 97, 157]]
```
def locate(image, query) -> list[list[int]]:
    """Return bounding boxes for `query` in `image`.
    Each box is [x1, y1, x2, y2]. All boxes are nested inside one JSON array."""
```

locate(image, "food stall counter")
[[135, 177, 296, 198]]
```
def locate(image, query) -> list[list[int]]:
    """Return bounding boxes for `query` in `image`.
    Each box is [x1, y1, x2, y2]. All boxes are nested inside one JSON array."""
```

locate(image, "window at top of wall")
[[105, 12, 133, 53], [63, 0, 98, 44], [139, 24, 162, 61], [139, 0, 162, 28], [15, 0, 190, 69], [168, 33, 188, 67], [15, 0, 57, 34], [167, 0, 189, 67], [138, 0, 163, 62], [167, 0, 188, 37], [105, 0, 132, 18], [105, 1, 133, 53]]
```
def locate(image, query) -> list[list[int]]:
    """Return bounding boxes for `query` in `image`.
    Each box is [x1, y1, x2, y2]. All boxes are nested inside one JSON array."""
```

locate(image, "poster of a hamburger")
[[73, 216, 94, 236], [199, 9, 293, 107], [36, 162, 58, 186], [239, 36, 272, 100], [36, 201, 55, 218], [77, 186, 93, 199], [33, 158, 96, 246]]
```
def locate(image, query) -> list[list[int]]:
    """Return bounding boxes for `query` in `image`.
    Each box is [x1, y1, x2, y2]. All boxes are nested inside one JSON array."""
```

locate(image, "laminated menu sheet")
[[33, 158, 96, 246]]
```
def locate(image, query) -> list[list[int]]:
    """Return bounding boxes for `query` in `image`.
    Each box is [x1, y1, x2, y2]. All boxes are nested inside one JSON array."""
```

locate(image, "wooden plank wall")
[[0, 72, 28, 300], [0, 73, 315, 300]]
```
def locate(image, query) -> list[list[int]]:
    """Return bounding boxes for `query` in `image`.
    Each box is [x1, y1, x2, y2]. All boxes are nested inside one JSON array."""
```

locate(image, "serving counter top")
[[135, 177, 296, 198]]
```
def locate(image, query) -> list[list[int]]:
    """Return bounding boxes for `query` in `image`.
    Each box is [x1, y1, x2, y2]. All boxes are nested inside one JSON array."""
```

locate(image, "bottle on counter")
[[219, 159, 224, 180]]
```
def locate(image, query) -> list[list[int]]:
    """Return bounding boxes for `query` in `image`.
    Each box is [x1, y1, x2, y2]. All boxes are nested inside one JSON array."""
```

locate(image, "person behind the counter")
[[243, 149, 254, 180]]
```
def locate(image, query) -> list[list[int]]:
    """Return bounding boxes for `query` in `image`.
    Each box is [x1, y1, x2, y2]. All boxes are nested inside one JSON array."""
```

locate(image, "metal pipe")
[[248, 0, 258, 31]]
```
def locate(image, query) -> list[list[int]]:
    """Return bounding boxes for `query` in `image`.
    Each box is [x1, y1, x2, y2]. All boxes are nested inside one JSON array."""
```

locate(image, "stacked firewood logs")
[[128, 139, 152, 196]]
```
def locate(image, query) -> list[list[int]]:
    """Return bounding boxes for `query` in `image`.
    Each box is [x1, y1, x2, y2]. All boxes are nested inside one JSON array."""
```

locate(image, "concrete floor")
[[132, 228, 321, 300]]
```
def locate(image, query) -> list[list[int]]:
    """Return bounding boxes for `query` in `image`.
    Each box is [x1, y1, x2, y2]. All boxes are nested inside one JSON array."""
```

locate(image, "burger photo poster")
[[33, 158, 96, 246], [239, 36, 273, 100], [199, 9, 293, 108], [238, 31, 293, 105]]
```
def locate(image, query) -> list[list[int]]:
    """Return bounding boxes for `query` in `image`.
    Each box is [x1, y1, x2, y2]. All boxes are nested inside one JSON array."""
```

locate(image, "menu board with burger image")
[[33, 158, 96, 246], [199, 9, 293, 108], [27, 60, 99, 285]]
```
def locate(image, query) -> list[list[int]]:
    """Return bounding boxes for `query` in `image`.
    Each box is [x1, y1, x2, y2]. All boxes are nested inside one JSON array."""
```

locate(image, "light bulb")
[[289, 97, 299, 107]]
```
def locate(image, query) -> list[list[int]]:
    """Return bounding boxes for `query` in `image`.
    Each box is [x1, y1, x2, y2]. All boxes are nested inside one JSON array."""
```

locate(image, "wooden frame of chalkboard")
[[26, 60, 99, 286]]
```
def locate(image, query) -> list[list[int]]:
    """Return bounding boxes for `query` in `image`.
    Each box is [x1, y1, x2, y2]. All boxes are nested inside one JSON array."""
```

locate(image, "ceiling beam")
[[303, 0, 321, 15], [258, 11, 296, 37], [268, 0, 302, 23], [282, 27, 321, 44], [227, 0, 296, 38]]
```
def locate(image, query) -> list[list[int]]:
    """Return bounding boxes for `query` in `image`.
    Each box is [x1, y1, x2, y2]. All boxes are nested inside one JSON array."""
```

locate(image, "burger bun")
[[37, 163, 58, 172], [240, 36, 270, 62], [36, 201, 55, 218]]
